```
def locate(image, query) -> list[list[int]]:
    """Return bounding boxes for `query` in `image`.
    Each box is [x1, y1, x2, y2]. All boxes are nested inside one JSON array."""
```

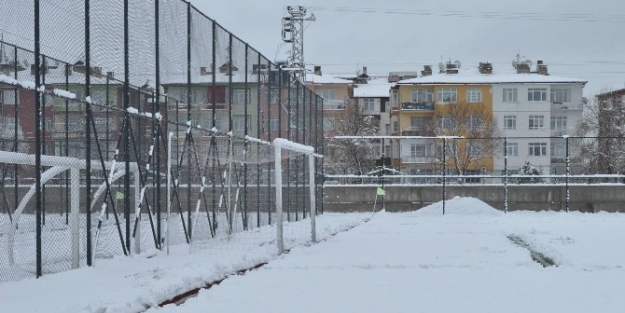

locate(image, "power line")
[[309, 6, 625, 23]]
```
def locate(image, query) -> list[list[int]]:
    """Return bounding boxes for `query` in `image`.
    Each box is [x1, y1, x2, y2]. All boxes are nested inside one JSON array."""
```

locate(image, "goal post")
[[273, 138, 323, 254]]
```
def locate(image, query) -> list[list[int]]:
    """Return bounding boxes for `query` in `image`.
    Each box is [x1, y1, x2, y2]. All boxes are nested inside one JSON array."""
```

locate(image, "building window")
[[528, 88, 547, 102], [270, 89, 280, 104], [466, 88, 482, 103], [232, 88, 250, 105], [439, 116, 454, 130], [1, 89, 18, 105], [529, 115, 544, 130], [506, 142, 518, 156], [437, 88, 457, 104], [385, 145, 391, 157], [410, 117, 428, 129], [393, 121, 398, 132], [551, 88, 571, 103], [385, 124, 390, 135], [373, 145, 381, 157], [90, 89, 107, 105], [551, 142, 566, 157], [468, 142, 483, 155], [503, 115, 516, 130], [528, 142, 547, 156], [363, 98, 375, 111], [316, 89, 335, 100], [502, 88, 517, 103], [468, 115, 482, 130], [464, 169, 482, 183], [550, 116, 567, 130], [410, 144, 432, 157], [233, 115, 250, 131], [93, 117, 108, 132], [323, 117, 334, 130], [68, 116, 83, 132], [269, 118, 279, 131], [411, 89, 433, 104]]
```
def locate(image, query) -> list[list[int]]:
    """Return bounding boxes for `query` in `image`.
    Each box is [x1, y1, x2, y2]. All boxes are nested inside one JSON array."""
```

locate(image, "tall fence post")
[[85, 0, 93, 266], [566, 136, 570, 212], [186, 1, 192, 240], [154, 0, 162, 249], [123, 0, 131, 254], [34, 0, 43, 278], [504, 137, 508, 213], [442, 138, 446, 215]]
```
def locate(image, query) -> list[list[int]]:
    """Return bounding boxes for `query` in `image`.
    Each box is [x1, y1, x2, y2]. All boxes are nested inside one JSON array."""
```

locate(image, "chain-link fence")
[[325, 136, 625, 213], [0, 1, 323, 283]]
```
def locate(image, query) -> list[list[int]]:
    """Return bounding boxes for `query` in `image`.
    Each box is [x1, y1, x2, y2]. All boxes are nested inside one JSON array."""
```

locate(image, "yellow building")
[[390, 63, 495, 180]]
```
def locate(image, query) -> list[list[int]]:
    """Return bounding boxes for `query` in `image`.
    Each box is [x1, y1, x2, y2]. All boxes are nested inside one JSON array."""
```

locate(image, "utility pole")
[[281, 5, 315, 81]]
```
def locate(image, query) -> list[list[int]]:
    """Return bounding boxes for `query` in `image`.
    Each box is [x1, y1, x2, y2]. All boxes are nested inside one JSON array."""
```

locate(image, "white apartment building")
[[492, 77, 586, 175]]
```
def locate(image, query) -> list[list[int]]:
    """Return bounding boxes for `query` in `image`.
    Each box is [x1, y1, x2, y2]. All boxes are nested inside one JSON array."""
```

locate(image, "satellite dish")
[[438, 62, 445, 71], [512, 59, 518, 68], [455, 60, 461, 69]]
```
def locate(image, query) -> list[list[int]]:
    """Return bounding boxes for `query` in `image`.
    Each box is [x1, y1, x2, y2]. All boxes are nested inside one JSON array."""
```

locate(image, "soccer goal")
[[272, 138, 323, 254], [164, 132, 323, 256], [1, 150, 143, 280]]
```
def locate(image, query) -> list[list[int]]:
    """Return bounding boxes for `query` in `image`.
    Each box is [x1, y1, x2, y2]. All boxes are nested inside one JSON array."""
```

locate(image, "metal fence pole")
[[34, 0, 43, 278], [504, 137, 508, 213], [186, 2, 192, 240], [154, 0, 161, 248], [566, 136, 570, 212], [442, 138, 446, 215], [85, 0, 93, 266], [123, 0, 131, 254]]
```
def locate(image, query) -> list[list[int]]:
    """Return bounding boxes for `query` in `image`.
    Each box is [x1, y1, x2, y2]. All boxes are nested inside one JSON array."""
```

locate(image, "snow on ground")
[[150, 197, 625, 313], [2, 197, 625, 313], [0, 213, 370, 313]]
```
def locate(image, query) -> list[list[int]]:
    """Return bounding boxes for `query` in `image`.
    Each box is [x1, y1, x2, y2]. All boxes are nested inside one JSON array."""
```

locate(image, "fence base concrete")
[[322, 185, 624, 213]]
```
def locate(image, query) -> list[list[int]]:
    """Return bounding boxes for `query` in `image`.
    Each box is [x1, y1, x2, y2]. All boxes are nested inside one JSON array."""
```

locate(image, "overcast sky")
[[190, 0, 625, 97]]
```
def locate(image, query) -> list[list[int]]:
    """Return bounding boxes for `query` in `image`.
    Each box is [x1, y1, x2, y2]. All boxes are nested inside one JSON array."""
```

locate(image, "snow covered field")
[[2, 197, 625, 313]]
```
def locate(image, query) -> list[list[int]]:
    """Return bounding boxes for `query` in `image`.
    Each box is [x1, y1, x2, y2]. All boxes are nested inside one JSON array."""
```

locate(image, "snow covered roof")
[[305, 74, 353, 85], [159, 72, 263, 85], [397, 68, 587, 85], [353, 78, 394, 98]]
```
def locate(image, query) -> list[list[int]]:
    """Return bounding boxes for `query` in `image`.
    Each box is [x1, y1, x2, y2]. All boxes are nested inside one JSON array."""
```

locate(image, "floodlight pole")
[[281, 6, 315, 80]]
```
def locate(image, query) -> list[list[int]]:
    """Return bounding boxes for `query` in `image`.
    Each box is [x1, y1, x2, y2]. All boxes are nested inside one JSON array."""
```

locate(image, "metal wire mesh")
[[0, 1, 323, 283]]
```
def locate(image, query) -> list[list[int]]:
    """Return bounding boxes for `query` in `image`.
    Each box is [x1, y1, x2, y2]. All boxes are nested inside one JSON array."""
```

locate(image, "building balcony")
[[401, 102, 434, 110], [551, 129, 569, 137], [401, 155, 436, 164], [323, 100, 345, 110], [550, 102, 583, 111], [401, 128, 432, 136], [167, 102, 228, 111]]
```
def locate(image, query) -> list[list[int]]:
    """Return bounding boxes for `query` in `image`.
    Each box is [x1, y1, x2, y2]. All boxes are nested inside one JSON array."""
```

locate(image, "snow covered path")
[[151, 198, 625, 313]]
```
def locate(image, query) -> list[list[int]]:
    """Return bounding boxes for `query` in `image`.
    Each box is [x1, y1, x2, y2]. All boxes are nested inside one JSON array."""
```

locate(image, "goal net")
[[166, 134, 322, 255]]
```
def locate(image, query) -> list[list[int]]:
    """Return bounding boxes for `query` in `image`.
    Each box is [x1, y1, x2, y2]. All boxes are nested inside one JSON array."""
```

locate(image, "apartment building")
[[392, 60, 586, 178], [352, 74, 395, 162], [304, 66, 353, 138]]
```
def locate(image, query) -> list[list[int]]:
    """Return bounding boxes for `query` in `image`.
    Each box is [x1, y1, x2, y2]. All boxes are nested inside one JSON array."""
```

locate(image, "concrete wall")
[[323, 185, 625, 213]]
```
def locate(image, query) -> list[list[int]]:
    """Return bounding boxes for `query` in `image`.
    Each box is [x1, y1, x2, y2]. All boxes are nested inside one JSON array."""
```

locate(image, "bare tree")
[[324, 101, 378, 175], [433, 101, 500, 177], [575, 92, 625, 175]]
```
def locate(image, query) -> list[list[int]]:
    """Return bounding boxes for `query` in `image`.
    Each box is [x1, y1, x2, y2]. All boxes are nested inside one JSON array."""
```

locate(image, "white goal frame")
[[2, 151, 140, 267], [273, 138, 323, 254]]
